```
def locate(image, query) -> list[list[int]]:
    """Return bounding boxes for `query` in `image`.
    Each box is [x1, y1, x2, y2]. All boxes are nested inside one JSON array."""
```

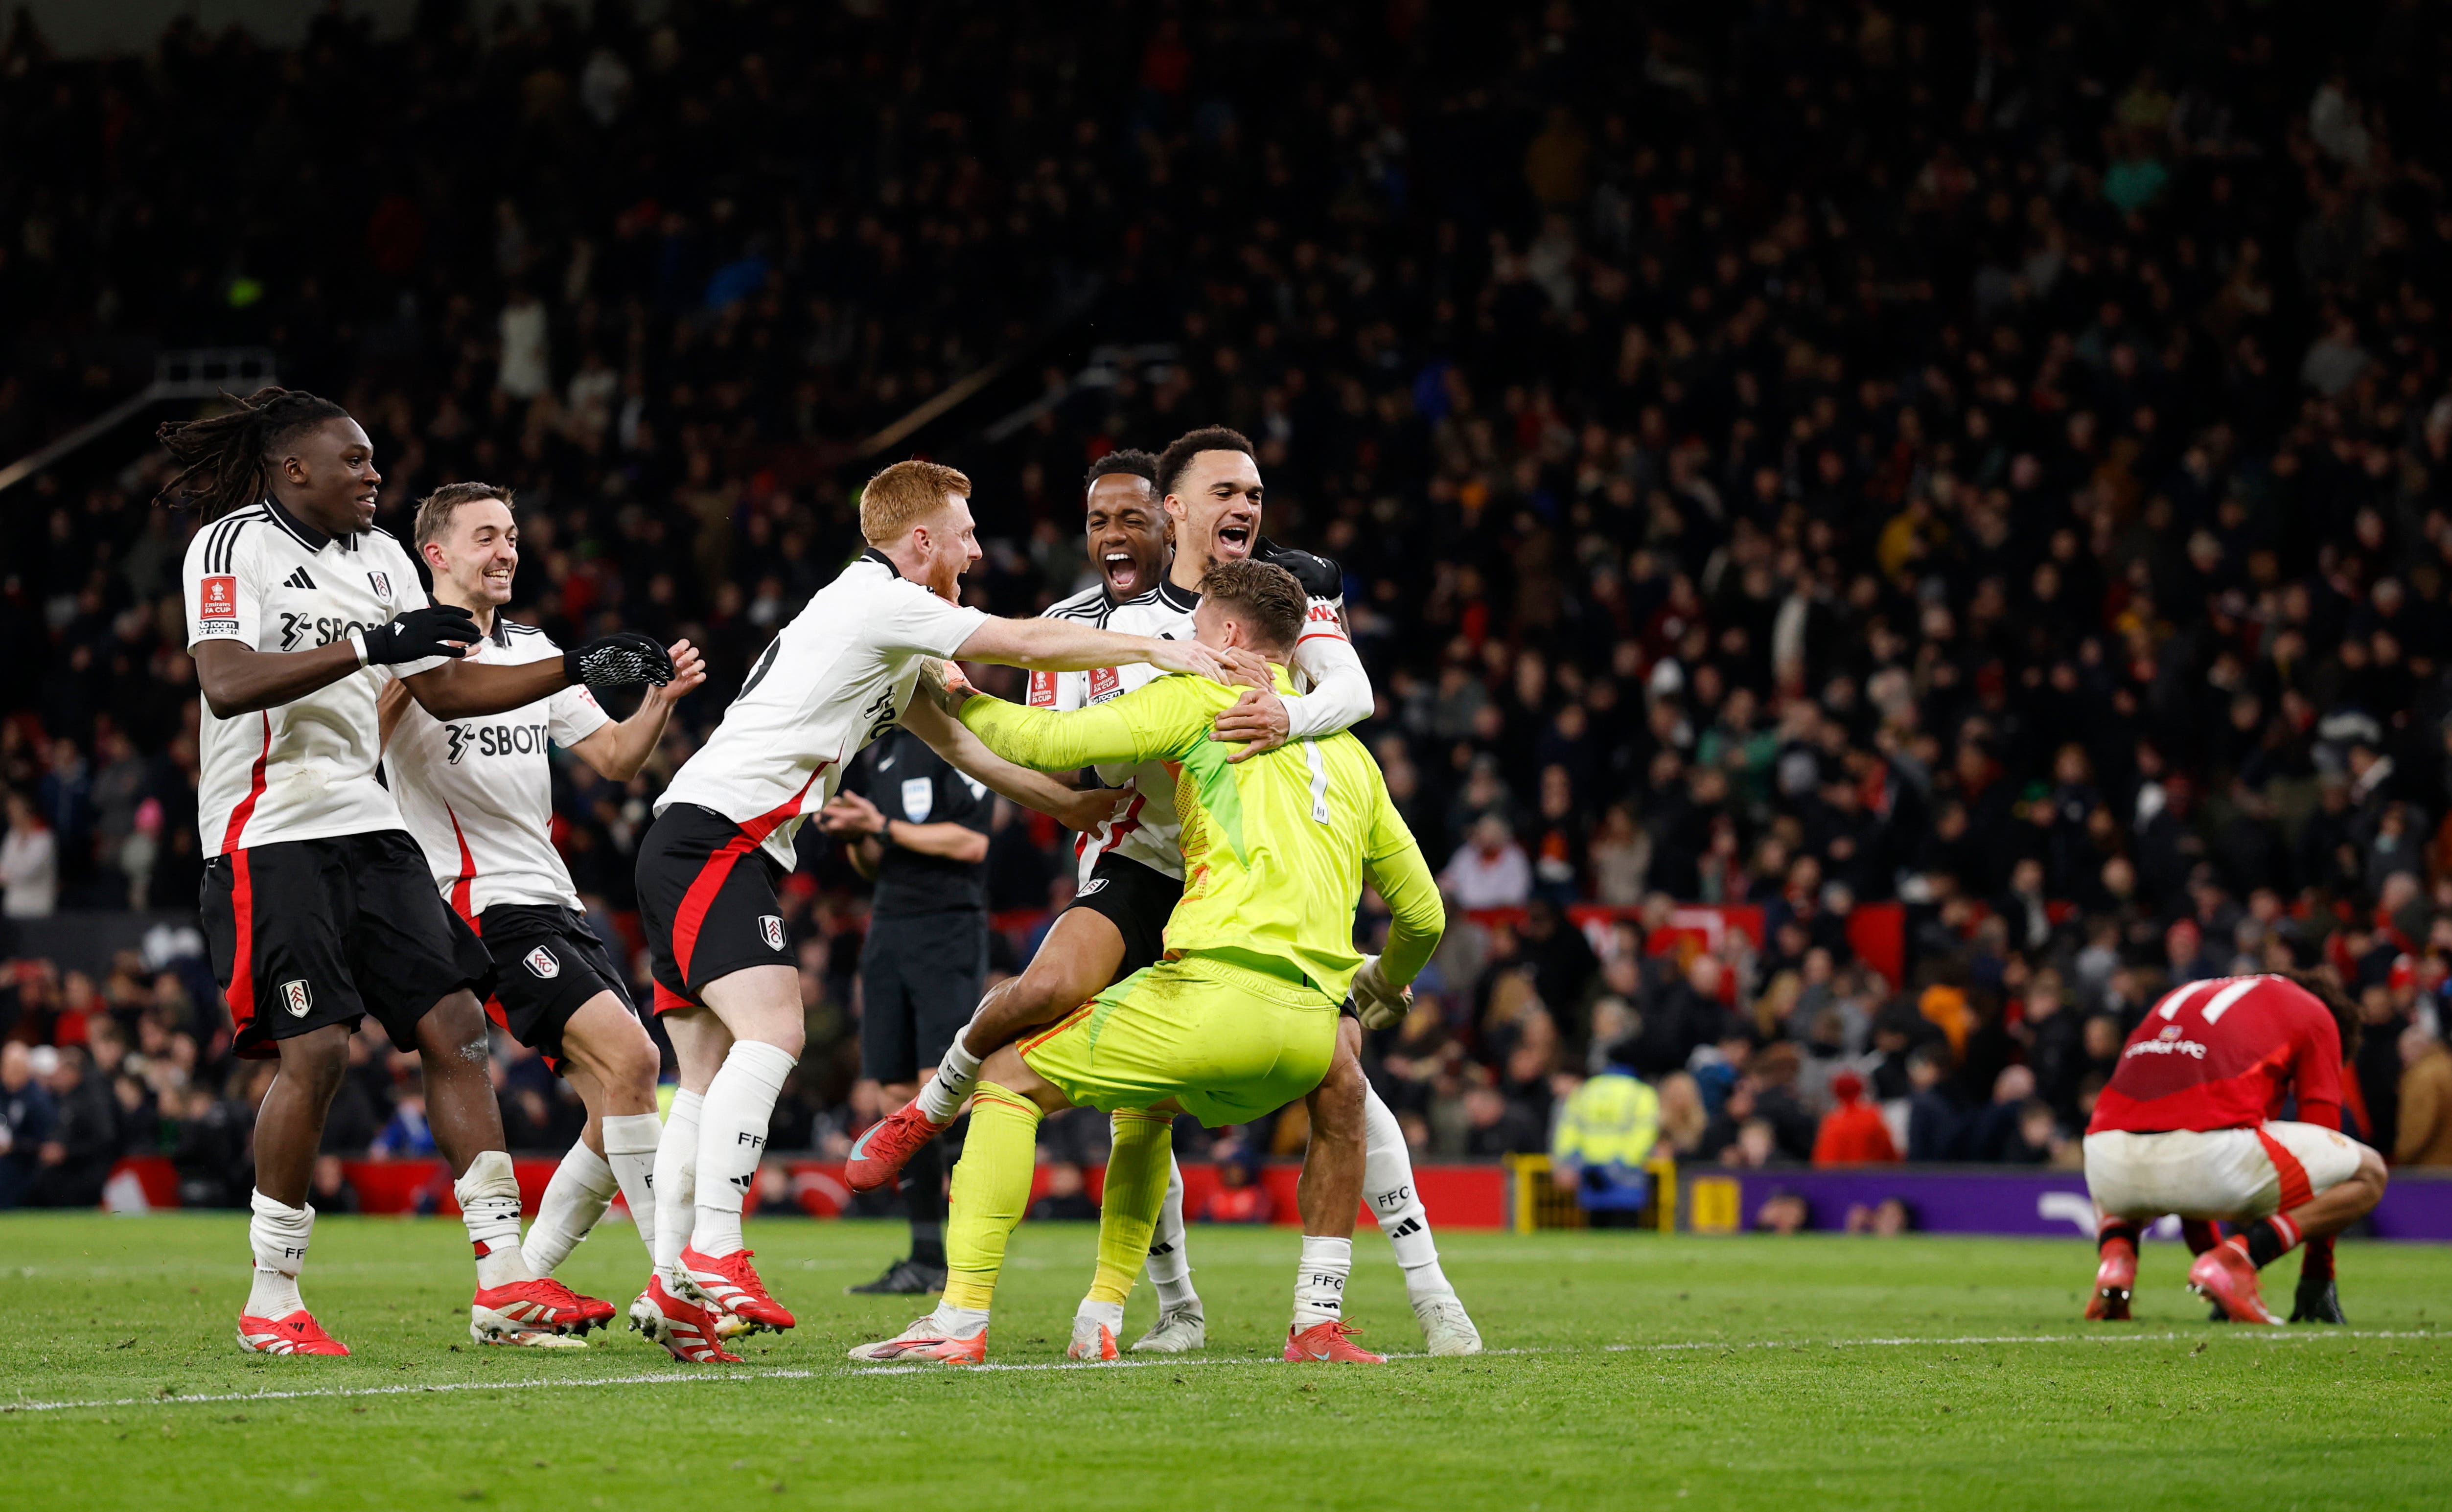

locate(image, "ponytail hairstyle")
[[154, 386, 352, 523]]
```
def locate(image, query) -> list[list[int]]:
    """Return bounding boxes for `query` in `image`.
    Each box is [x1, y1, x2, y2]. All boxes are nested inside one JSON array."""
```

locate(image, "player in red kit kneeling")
[[2081, 973, 2387, 1325]]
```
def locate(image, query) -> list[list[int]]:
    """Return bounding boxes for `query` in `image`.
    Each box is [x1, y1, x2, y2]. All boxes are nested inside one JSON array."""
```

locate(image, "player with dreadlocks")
[[163, 387, 676, 1355]]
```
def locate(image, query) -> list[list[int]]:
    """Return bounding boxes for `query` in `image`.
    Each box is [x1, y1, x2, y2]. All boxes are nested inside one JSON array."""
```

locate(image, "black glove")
[[358, 603, 480, 665], [1256, 536, 1343, 601], [565, 632, 674, 688]]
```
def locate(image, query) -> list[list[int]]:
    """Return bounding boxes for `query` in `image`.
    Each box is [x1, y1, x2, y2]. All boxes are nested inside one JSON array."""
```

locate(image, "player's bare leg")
[[2192, 1145, 2388, 1324], [662, 967, 802, 1341], [413, 989, 590, 1347], [1286, 1025, 1384, 1363], [848, 907, 1126, 1191], [519, 994, 661, 1335], [238, 1023, 353, 1355]]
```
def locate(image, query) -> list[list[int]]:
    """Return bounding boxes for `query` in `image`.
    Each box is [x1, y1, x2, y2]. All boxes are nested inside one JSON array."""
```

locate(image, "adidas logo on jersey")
[[283, 567, 317, 590]]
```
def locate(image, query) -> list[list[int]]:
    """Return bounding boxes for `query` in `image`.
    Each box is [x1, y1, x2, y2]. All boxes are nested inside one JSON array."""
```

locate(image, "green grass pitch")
[[2, 1214, 2444, 1510]]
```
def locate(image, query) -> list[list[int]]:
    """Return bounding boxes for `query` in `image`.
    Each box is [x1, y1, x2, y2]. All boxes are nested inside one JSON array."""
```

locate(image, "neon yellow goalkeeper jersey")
[[959, 663, 1444, 1000]]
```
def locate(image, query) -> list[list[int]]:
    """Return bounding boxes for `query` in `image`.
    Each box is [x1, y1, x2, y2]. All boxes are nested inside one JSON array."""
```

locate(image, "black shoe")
[[847, 1257, 947, 1296], [2288, 1276, 2347, 1325]]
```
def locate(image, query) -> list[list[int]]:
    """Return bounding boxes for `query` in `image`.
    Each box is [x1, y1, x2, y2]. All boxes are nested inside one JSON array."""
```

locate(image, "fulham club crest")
[[523, 946, 560, 979], [760, 915, 786, 951], [367, 571, 393, 598], [281, 980, 313, 1018]]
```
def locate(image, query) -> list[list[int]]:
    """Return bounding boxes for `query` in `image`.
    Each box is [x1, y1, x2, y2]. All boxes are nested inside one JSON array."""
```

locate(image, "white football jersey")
[[182, 501, 451, 856], [656, 550, 988, 867], [1027, 574, 1364, 884], [383, 619, 611, 915]]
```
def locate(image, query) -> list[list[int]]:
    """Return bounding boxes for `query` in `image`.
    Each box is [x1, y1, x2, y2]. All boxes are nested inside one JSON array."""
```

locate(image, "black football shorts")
[[635, 803, 794, 1012], [472, 903, 633, 1069], [201, 830, 494, 1059]]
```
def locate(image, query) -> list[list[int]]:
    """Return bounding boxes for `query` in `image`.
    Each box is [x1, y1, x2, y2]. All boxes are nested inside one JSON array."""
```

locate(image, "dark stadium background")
[[3, 0, 2451, 1224]]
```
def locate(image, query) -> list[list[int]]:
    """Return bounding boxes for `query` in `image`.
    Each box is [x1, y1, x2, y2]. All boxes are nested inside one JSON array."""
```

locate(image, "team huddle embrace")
[[166, 389, 1478, 1364]]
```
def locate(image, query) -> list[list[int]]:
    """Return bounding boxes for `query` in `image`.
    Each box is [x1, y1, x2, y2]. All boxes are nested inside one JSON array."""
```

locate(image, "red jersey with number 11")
[[2087, 975, 2343, 1136]]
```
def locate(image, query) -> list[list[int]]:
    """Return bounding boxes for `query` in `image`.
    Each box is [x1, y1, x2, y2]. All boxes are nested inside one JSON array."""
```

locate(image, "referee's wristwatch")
[[877, 816, 900, 849]]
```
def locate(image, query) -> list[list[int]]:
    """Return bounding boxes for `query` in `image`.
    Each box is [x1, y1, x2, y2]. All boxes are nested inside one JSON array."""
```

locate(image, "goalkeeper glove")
[[1349, 953, 1411, 1031], [1255, 537, 1343, 602], [353, 603, 479, 666], [565, 632, 675, 688]]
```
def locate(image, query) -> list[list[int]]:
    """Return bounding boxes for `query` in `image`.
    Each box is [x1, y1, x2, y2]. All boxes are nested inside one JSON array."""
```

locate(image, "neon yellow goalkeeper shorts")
[[1017, 952, 1338, 1127]]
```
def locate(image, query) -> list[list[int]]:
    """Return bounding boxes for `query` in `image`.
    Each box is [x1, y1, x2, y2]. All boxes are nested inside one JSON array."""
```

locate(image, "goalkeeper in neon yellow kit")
[[848, 559, 1445, 1366]]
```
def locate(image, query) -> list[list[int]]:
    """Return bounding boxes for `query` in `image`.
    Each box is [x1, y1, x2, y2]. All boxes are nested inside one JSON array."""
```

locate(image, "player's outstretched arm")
[[191, 601, 486, 718], [901, 691, 1132, 835], [568, 639, 705, 781], [1212, 628, 1375, 763], [929, 667, 1209, 774], [405, 631, 674, 719], [954, 614, 1228, 682]]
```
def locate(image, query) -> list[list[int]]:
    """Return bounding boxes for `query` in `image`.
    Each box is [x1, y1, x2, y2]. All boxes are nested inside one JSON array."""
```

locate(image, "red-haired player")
[[2082, 973, 2387, 1324]]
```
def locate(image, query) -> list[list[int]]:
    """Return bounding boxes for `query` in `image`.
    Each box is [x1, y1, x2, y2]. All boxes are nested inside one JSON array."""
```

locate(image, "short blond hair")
[[859, 459, 972, 545]]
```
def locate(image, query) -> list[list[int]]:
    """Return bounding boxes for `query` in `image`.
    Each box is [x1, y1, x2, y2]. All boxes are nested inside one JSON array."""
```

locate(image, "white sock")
[[692, 1039, 798, 1258], [456, 1149, 533, 1288], [1364, 1085, 1454, 1302], [246, 1189, 313, 1318], [1143, 1153, 1198, 1310], [601, 1111, 663, 1257], [1292, 1235, 1352, 1333], [929, 1300, 991, 1336], [523, 1140, 615, 1277], [916, 1024, 981, 1123], [652, 1089, 703, 1280], [1076, 1297, 1125, 1334]]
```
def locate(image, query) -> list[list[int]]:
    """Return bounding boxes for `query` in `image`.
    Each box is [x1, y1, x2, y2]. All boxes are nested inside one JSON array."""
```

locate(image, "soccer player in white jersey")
[[378, 481, 707, 1337], [161, 388, 675, 1356], [629, 458, 1224, 1363], [850, 429, 1483, 1357]]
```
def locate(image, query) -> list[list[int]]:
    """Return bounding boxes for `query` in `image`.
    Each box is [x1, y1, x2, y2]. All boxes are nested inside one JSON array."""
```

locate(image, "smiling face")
[[422, 495, 519, 609], [277, 417, 382, 536], [1164, 447, 1264, 575], [1084, 471, 1168, 598]]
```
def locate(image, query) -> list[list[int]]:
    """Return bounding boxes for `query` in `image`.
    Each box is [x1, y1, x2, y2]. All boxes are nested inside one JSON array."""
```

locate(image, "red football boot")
[[1284, 1319, 1387, 1363], [471, 1277, 608, 1345], [679, 1244, 797, 1332], [2086, 1243, 2136, 1321], [236, 1310, 350, 1356], [845, 1100, 952, 1194], [631, 1277, 743, 1364], [2188, 1241, 2283, 1325]]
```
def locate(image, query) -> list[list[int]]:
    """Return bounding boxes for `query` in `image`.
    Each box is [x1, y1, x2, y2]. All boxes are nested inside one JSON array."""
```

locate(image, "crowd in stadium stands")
[[8, 1, 2452, 1212]]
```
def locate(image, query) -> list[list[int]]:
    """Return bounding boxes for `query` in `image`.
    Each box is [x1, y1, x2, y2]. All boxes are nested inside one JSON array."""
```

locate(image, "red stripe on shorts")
[[670, 769, 822, 984], [2255, 1127, 2314, 1212], [226, 849, 257, 1035]]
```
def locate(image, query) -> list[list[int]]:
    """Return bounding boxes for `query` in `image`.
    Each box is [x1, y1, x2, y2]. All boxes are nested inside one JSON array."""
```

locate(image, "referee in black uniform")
[[819, 722, 994, 1294]]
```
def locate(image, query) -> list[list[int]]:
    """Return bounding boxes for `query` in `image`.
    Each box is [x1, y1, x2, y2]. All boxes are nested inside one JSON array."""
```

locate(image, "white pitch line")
[[3, 1328, 2432, 1415]]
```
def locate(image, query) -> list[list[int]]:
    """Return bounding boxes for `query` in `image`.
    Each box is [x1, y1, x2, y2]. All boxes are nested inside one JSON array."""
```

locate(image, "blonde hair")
[[859, 459, 971, 545]]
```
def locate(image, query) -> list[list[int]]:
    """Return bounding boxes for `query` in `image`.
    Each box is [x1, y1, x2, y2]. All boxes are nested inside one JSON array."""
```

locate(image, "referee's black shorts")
[[201, 830, 494, 1059], [472, 903, 633, 1070], [859, 913, 988, 1085], [1061, 851, 1183, 982]]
